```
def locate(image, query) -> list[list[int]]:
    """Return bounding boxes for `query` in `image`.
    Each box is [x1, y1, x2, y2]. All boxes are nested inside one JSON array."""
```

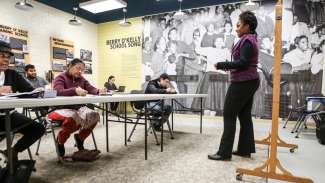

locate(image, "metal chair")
[[283, 94, 324, 133], [47, 119, 98, 162], [127, 90, 174, 145], [295, 97, 325, 138]]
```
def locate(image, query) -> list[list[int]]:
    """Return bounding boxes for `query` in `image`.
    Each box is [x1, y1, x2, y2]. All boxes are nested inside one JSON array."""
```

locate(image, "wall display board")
[[50, 37, 74, 72], [80, 49, 92, 62], [0, 24, 29, 74], [85, 63, 92, 74]]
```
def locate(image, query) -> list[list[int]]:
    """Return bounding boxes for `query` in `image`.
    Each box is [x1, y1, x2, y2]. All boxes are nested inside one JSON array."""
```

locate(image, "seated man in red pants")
[[48, 58, 106, 157]]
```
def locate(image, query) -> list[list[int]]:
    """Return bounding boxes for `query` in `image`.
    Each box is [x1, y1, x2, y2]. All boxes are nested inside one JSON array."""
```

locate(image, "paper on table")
[[99, 92, 113, 96], [0, 95, 17, 100], [0, 90, 42, 98]]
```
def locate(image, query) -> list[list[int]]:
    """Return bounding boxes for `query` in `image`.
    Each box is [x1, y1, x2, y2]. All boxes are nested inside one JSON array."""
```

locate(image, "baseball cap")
[[0, 41, 14, 56]]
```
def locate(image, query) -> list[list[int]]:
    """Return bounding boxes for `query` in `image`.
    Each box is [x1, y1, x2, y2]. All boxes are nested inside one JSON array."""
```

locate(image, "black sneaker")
[[56, 138, 65, 157], [74, 134, 84, 151], [153, 123, 162, 132]]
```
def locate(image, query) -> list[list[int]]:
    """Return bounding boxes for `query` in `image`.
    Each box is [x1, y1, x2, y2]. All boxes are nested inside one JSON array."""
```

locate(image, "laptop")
[[118, 86, 126, 92]]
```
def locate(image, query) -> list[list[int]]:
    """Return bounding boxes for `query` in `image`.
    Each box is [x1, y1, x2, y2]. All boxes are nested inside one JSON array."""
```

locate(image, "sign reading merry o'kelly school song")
[[106, 36, 141, 49]]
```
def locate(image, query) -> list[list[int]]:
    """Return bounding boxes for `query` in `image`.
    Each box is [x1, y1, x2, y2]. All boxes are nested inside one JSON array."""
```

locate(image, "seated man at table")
[[0, 41, 45, 162], [25, 64, 50, 116], [145, 73, 176, 131], [48, 58, 105, 157], [24, 64, 49, 88]]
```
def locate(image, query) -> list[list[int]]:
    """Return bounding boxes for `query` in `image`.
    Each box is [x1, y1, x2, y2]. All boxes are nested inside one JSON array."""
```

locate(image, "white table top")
[[0, 94, 207, 109]]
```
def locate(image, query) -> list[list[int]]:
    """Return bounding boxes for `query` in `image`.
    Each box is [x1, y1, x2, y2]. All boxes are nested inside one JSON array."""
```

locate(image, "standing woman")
[[208, 11, 260, 161]]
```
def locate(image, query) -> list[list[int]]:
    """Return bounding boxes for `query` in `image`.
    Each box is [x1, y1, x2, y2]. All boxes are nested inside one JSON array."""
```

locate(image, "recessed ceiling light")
[[80, 0, 127, 14]]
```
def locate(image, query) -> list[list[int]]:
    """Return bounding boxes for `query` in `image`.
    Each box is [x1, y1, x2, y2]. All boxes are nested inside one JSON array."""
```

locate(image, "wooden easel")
[[236, 1, 313, 182], [255, 134, 297, 153]]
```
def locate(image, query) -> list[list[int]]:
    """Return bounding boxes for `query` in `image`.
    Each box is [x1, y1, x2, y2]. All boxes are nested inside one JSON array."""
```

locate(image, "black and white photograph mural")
[[142, 0, 325, 118]]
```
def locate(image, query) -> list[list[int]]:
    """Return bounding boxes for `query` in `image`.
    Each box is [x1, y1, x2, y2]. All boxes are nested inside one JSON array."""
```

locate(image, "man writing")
[[145, 73, 176, 131]]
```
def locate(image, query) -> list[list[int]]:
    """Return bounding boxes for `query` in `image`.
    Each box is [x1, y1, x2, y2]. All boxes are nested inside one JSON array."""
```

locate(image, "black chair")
[[283, 105, 306, 129], [127, 90, 174, 145], [283, 94, 324, 134], [294, 97, 325, 138]]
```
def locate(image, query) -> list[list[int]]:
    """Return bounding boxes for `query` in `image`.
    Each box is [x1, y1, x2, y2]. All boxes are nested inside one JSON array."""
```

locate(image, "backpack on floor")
[[0, 158, 35, 183], [63, 149, 101, 162], [0, 151, 8, 181]]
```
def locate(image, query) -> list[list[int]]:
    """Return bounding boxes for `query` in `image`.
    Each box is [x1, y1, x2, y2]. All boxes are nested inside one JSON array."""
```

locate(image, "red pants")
[[48, 112, 97, 144]]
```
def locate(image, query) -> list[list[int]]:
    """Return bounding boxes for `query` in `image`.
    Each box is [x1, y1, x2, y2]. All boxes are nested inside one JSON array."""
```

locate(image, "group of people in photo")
[[142, 0, 325, 116]]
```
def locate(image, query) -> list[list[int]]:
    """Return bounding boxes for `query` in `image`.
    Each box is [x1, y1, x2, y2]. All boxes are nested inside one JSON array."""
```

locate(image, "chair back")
[[130, 90, 146, 111]]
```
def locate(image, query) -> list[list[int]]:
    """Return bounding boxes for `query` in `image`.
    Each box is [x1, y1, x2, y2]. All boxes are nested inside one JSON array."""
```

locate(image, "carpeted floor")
[[2, 115, 270, 183]]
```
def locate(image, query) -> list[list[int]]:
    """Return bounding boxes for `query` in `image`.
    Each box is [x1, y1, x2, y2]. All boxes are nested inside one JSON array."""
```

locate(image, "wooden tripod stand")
[[236, 1, 313, 182], [255, 134, 298, 153]]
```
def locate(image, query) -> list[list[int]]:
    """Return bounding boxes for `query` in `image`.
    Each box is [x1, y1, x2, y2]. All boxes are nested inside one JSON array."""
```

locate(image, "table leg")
[[5, 110, 14, 175], [145, 103, 148, 160], [171, 99, 174, 131], [200, 97, 203, 134], [161, 100, 164, 152], [105, 103, 109, 152], [124, 102, 127, 146]]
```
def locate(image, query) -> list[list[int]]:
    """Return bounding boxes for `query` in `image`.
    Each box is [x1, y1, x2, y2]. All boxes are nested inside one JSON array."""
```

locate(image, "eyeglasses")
[[0, 53, 11, 59], [74, 65, 85, 73]]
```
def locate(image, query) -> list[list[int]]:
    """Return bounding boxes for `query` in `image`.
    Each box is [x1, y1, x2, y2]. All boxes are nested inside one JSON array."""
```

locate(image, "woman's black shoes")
[[207, 153, 231, 161], [208, 151, 251, 161], [232, 151, 251, 158]]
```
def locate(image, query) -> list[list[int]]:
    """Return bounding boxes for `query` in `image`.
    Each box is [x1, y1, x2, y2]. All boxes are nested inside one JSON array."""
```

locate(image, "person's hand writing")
[[98, 88, 107, 94], [0, 86, 13, 94], [33, 87, 45, 92], [166, 88, 176, 93], [75, 87, 88, 96]]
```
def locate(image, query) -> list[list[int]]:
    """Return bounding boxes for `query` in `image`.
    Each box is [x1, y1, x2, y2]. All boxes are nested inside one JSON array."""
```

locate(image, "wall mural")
[[142, 0, 325, 118]]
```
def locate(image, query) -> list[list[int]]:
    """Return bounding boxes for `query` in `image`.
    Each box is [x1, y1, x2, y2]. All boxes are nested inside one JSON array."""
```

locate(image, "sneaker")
[[56, 138, 65, 157], [74, 134, 84, 151], [153, 123, 162, 132]]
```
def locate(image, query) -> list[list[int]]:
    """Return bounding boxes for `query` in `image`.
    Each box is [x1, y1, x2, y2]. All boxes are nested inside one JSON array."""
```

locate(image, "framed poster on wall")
[[0, 24, 29, 74], [50, 37, 74, 72], [80, 48, 93, 74], [80, 49, 92, 62]]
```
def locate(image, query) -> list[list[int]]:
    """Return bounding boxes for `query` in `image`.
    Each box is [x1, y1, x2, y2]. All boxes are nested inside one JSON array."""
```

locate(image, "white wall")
[[0, 0, 98, 85]]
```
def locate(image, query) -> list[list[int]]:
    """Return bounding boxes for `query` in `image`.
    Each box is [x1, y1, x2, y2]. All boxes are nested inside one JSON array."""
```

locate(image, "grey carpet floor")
[[3, 116, 270, 183]]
